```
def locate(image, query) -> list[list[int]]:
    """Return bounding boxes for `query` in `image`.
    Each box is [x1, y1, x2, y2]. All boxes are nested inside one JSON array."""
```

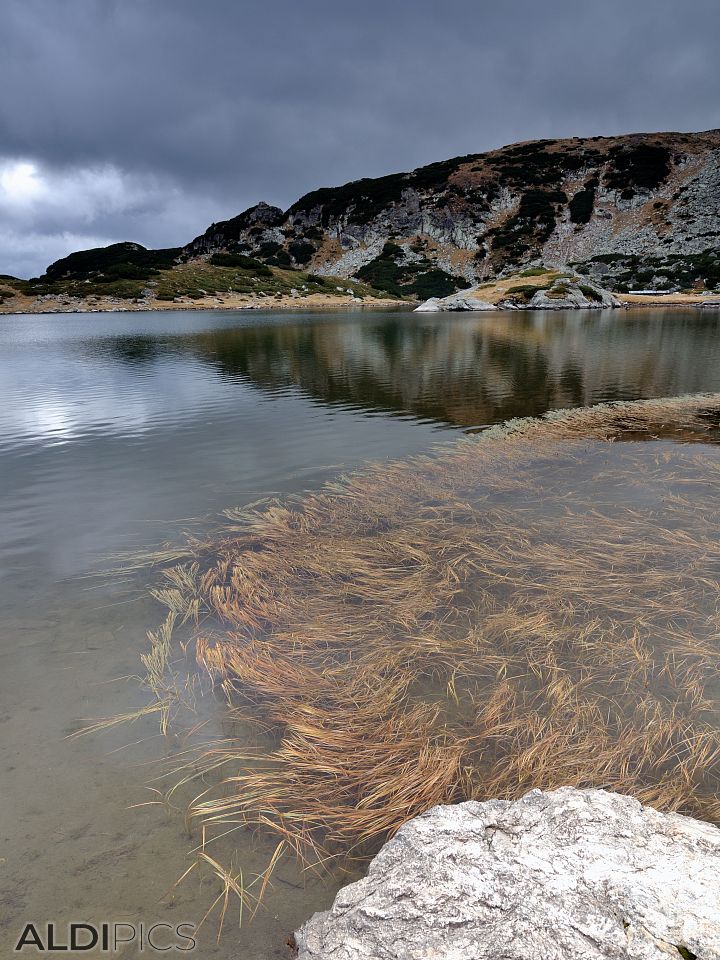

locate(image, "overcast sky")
[[2, 0, 719, 277]]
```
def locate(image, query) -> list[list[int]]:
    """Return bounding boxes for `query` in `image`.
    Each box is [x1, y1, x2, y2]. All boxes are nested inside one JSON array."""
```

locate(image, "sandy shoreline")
[[464, 272, 720, 310], [0, 290, 409, 315], [2, 289, 720, 316], [617, 292, 720, 307]]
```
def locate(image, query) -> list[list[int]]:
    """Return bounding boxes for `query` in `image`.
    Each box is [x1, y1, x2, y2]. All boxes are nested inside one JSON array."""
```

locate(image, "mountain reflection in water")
[[94, 309, 720, 429]]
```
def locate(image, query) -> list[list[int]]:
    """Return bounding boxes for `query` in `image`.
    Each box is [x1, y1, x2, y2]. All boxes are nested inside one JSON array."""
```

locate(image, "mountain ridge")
[[4, 128, 720, 305], [182, 128, 720, 296]]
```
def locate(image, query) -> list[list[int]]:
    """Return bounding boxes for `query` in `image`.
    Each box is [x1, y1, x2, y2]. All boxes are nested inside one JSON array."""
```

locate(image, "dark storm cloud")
[[2, 0, 719, 275]]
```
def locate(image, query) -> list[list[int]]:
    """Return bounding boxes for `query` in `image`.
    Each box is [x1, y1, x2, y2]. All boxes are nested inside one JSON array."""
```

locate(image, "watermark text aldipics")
[[15, 921, 197, 953]]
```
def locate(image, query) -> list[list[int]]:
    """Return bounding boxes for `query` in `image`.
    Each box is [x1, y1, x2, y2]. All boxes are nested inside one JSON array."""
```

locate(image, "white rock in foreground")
[[296, 788, 720, 960]]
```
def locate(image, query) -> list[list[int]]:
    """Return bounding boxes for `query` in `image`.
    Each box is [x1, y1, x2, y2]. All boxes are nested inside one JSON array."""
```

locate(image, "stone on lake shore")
[[413, 290, 496, 312], [295, 787, 720, 960], [415, 276, 621, 312]]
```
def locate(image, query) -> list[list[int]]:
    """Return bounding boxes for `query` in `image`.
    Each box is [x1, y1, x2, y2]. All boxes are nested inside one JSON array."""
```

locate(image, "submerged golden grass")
[[135, 393, 720, 916]]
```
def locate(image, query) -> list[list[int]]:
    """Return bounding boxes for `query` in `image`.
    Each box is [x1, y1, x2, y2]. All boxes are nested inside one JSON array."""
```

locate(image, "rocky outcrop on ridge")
[[295, 788, 720, 960]]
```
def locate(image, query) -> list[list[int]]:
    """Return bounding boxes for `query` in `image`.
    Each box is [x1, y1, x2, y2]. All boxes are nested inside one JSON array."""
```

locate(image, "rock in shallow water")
[[519, 282, 621, 310], [413, 291, 496, 312], [295, 788, 720, 960], [414, 276, 621, 312]]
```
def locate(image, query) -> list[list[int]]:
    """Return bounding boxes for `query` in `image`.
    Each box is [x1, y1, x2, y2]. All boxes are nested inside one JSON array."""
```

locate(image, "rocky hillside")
[[186, 129, 720, 296], [4, 129, 720, 308]]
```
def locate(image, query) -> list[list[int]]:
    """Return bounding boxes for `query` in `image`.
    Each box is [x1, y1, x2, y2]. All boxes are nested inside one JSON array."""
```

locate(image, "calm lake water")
[[2, 306, 720, 958]]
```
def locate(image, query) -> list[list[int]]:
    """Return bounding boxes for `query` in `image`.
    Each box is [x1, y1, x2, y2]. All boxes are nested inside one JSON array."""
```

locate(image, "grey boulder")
[[295, 787, 720, 960], [522, 280, 621, 309], [414, 291, 496, 312]]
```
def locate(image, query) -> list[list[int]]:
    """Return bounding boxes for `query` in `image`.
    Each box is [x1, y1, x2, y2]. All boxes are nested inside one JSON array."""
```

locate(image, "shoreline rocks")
[[415, 276, 622, 312], [413, 290, 496, 312], [295, 787, 720, 960]]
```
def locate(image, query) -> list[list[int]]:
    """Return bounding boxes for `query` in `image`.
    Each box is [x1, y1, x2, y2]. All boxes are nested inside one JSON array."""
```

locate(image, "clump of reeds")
[[139, 393, 720, 911]]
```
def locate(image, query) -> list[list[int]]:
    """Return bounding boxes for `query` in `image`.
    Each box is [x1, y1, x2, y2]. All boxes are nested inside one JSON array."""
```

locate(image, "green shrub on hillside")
[[411, 269, 463, 299], [605, 144, 672, 195], [355, 242, 462, 298], [256, 241, 282, 259], [266, 249, 292, 268], [578, 284, 602, 302], [488, 188, 566, 261], [209, 252, 272, 274], [43, 242, 180, 282], [288, 240, 316, 265], [569, 185, 596, 224], [506, 284, 546, 296], [519, 267, 551, 277]]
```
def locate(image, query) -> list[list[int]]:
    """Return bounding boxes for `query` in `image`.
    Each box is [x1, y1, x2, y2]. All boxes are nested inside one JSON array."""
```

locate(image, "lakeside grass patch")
[[165, 262, 388, 302], [502, 270, 560, 300], [118, 394, 720, 924], [13, 256, 392, 304], [152, 263, 391, 302]]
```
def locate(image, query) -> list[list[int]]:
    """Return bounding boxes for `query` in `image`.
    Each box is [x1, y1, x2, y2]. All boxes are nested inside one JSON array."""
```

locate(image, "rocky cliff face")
[[185, 130, 720, 296], [295, 788, 720, 960]]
